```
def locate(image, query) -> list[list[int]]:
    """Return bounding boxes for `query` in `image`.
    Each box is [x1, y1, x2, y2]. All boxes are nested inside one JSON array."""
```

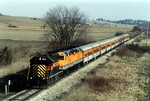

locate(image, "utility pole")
[[147, 21, 149, 46]]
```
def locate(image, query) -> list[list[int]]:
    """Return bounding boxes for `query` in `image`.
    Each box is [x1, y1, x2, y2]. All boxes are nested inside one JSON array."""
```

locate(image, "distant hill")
[[0, 13, 4, 16], [96, 18, 148, 27], [112, 19, 148, 26]]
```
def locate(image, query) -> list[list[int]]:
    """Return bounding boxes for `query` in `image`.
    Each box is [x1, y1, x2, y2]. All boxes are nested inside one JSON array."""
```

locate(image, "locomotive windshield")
[[30, 56, 53, 66]]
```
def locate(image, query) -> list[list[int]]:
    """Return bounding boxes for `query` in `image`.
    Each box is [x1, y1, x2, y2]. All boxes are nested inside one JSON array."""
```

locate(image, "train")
[[27, 34, 129, 87]]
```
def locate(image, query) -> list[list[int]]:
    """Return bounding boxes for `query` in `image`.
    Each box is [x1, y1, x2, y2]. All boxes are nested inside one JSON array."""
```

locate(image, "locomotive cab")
[[27, 53, 61, 87], [28, 55, 54, 86]]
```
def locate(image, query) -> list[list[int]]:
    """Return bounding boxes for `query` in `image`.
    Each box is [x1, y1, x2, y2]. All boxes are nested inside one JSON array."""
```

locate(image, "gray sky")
[[0, 0, 150, 20]]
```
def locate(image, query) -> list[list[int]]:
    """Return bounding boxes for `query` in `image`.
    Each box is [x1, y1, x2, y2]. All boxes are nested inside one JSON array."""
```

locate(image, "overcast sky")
[[0, 0, 150, 20]]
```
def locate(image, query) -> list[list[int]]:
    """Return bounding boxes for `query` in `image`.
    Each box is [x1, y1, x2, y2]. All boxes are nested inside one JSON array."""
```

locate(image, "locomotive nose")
[[30, 64, 46, 79]]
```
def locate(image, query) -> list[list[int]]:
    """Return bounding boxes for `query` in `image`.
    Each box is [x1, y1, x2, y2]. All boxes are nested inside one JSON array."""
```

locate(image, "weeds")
[[0, 47, 12, 65], [88, 69, 96, 75], [0, 46, 36, 66], [85, 76, 123, 92], [116, 46, 131, 58], [116, 44, 150, 58]]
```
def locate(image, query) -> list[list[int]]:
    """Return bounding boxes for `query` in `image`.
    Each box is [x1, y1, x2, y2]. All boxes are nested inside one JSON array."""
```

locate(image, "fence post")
[[5, 85, 8, 95]]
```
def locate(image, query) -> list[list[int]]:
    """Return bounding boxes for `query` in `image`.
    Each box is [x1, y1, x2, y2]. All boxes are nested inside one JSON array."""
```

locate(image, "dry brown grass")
[[84, 76, 127, 93], [0, 46, 47, 80], [0, 46, 31, 65], [0, 16, 133, 41], [116, 44, 150, 59], [0, 30, 44, 41], [58, 46, 150, 101], [116, 46, 131, 58]]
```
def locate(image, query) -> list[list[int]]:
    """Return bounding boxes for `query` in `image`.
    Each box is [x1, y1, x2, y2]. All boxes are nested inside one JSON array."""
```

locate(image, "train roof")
[[79, 44, 93, 51], [88, 42, 101, 48], [61, 47, 81, 55], [79, 34, 127, 51], [30, 55, 55, 64], [123, 34, 129, 36], [98, 34, 125, 44]]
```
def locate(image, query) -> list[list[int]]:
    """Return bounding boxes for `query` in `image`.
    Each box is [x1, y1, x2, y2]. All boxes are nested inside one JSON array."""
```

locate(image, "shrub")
[[0, 47, 12, 65], [115, 31, 124, 36], [0, 46, 33, 65], [85, 76, 120, 92], [116, 46, 131, 58], [8, 24, 18, 28], [88, 69, 96, 75], [131, 26, 142, 32], [116, 45, 150, 58]]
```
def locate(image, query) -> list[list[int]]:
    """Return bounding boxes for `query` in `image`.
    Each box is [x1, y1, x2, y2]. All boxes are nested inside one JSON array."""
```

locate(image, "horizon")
[[0, 0, 150, 21], [0, 14, 148, 22]]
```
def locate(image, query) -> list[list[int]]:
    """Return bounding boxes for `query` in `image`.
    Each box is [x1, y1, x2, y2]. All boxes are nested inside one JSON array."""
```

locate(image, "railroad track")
[[3, 89, 42, 101], [127, 32, 144, 44]]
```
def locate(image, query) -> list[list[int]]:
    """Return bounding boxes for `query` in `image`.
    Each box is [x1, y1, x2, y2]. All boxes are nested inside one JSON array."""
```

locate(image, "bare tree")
[[44, 5, 87, 50]]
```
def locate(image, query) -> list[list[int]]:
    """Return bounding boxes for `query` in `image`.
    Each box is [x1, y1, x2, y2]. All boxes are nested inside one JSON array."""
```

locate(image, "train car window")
[[70, 50, 74, 53], [88, 52, 92, 55], [94, 49, 99, 52], [101, 46, 105, 49], [59, 56, 64, 60], [51, 54, 60, 62]]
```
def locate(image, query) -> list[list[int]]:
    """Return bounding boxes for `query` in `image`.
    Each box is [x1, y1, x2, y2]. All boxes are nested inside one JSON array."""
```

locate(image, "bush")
[[0, 46, 33, 65], [115, 31, 124, 36], [116, 45, 150, 58], [8, 24, 18, 28], [85, 76, 120, 92], [131, 26, 141, 32], [0, 47, 12, 65], [116, 46, 131, 58]]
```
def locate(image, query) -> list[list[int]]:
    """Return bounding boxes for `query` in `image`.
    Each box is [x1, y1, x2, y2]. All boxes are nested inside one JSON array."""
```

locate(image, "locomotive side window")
[[88, 52, 92, 55], [94, 49, 99, 53], [59, 56, 64, 60]]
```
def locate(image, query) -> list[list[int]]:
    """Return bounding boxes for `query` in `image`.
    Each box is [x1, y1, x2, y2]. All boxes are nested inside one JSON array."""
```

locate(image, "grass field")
[[0, 30, 44, 41], [0, 30, 117, 42], [0, 15, 42, 27], [0, 15, 133, 51], [0, 15, 133, 41]]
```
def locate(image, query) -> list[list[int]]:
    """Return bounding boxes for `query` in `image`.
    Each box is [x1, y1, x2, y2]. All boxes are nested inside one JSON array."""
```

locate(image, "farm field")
[[0, 15, 133, 48], [0, 16, 133, 50], [0, 30, 117, 41], [0, 15, 133, 41], [0, 30, 44, 41]]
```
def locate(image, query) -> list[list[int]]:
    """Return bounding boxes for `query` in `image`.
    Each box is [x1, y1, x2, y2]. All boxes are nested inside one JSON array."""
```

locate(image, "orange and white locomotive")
[[27, 34, 129, 86]]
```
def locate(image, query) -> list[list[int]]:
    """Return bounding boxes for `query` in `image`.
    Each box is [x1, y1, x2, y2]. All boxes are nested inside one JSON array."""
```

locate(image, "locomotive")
[[27, 34, 129, 87]]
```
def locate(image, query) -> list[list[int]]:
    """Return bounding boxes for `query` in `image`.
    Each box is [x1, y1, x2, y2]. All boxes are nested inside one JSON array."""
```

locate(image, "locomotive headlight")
[[42, 58, 46, 60], [30, 77, 32, 79]]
